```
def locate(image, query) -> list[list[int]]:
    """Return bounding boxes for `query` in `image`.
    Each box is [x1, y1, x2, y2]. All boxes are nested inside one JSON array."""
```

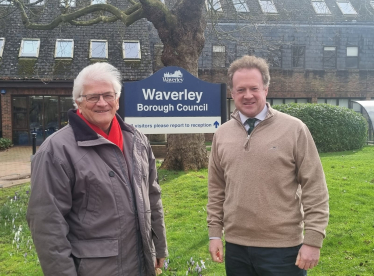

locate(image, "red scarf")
[[77, 111, 124, 152]]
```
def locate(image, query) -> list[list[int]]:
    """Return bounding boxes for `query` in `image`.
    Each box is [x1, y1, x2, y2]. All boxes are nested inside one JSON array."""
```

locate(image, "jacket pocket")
[[71, 239, 119, 276]]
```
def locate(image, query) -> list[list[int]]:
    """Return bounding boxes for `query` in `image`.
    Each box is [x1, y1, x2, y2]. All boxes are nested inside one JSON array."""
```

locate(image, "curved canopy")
[[355, 101, 374, 131]]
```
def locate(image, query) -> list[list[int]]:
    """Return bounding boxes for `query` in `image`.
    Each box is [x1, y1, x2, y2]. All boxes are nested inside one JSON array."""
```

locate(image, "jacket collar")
[[68, 109, 135, 142]]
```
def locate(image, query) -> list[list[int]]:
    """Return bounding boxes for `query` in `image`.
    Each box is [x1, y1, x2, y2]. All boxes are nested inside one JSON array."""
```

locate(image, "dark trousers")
[[225, 242, 307, 276]]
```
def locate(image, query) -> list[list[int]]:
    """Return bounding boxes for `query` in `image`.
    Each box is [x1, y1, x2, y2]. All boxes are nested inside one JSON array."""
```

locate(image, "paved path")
[[0, 146, 36, 188]]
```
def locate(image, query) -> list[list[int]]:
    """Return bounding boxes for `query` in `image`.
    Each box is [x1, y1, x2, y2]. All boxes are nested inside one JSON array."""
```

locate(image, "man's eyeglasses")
[[80, 92, 117, 103]]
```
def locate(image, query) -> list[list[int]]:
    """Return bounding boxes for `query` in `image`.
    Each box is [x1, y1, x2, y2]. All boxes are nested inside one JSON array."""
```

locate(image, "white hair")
[[72, 62, 122, 109]]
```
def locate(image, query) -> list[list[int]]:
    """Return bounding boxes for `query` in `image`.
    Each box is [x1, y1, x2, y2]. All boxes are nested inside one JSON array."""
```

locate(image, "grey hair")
[[227, 55, 270, 90], [72, 62, 122, 109]]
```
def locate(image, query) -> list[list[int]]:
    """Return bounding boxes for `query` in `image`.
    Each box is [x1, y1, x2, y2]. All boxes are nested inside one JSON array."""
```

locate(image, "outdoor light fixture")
[[0, 89, 6, 94]]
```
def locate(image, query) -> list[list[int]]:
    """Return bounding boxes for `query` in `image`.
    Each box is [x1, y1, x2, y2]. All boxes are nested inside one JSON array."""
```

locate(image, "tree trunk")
[[156, 0, 208, 170]]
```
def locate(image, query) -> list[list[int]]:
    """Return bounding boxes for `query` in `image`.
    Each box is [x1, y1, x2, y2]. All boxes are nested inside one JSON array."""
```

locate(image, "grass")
[[0, 146, 374, 275]]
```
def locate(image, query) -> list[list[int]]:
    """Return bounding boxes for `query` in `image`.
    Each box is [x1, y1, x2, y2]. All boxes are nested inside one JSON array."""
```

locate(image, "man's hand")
[[295, 244, 320, 270], [155, 258, 165, 268], [209, 239, 224, 263]]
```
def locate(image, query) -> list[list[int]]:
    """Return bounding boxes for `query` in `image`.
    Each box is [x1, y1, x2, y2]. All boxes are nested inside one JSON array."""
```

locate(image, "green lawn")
[[1, 146, 374, 275]]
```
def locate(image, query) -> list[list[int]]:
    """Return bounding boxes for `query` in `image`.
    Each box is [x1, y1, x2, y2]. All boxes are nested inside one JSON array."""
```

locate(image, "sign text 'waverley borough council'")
[[122, 67, 226, 134]]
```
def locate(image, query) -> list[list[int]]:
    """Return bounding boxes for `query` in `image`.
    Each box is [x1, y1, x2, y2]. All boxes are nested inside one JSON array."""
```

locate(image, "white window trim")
[[123, 40, 141, 60], [213, 45, 226, 53], [0, 38, 5, 57], [19, 38, 40, 58], [91, 0, 106, 5], [311, 0, 331, 15], [258, 0, 278, 14], [55, 39, 74, 59], [232, 0, 249, 12], [347, 46, 358, 57], [89, 39, 108, 59], [59, 0, 76, 7], [205, 0, 223, 12], [29, 0, 44, 6], [336, 0, 357, 15], [0, 0, 12, 6]]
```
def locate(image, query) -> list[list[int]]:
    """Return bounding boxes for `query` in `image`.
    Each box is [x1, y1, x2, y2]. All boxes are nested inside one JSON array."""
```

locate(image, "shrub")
[[273, 103, 368, 153], [0, 138, 13, 151]]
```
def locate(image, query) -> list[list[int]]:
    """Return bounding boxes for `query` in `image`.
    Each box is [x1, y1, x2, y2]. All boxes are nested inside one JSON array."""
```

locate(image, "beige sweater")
[[207, 106, 329, 248]]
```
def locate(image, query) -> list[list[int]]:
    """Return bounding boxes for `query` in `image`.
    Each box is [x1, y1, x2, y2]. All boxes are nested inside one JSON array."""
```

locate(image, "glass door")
[[44, 96, 59, 139], [12, 95, 73, 145], [29, 96, 44, 145]]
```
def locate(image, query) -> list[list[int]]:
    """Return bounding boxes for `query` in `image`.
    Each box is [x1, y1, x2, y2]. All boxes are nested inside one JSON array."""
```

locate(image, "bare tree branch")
[[10, 0, 141, 29]]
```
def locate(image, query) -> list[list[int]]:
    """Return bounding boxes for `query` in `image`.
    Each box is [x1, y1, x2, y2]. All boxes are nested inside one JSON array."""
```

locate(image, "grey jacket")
[[27, 110, 168, 276]]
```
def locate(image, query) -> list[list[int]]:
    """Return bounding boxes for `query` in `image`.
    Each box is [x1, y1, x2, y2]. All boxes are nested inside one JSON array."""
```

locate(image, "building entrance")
[[12, 96, 73, 145]]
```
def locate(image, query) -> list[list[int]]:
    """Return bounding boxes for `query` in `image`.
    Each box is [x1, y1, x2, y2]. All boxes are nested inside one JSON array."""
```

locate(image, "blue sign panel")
[[123, 67, 221, 117]]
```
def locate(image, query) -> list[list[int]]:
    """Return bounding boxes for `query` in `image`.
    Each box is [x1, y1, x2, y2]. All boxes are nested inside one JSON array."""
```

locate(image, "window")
[[19, 39, 40, 57], [90, 40, 108, 59], [346, 46, 358, 68], [269, 99, 309, 105], [29, 0, 44, 6], [311, 0, 331, 14], [212, 45, 225, 67], [91, 0, 106, 4], [259, 0, 277, 14], [60, 0, 76, 7], [123, 41, 141, 59], [0, 0, 12, 5], [266, 47, 282, 68], [233, 0, 249, 12], [336, 0, 357, 15], [371, 1, 374, 10], [323, 46, 336, 68], [0, 38, 4, 58], [205, 0, 223, 12], [292, 46, 305, 68], [55, 39, 74, 58]]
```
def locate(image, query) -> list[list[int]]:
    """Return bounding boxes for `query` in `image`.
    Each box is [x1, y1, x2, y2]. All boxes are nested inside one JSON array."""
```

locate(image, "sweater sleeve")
[[26, 147, 77, 276], [207, 133, 226, 238], [295, 124, 329, 248]]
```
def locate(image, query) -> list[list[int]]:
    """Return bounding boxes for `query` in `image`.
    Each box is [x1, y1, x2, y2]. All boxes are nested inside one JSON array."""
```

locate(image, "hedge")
[[273, 103, 368, 153], [0, 138, 13, 151]]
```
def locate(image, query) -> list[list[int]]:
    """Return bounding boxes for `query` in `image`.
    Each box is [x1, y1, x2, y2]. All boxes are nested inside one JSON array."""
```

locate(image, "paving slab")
[[0, 146, 36, 188]]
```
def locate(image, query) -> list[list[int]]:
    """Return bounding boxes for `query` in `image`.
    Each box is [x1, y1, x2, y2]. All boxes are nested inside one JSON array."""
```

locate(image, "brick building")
[[1, 0, 374, 145]]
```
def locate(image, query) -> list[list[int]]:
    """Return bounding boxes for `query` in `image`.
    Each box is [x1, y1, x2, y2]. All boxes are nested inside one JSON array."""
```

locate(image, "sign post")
[[121, 66, 226, 134]]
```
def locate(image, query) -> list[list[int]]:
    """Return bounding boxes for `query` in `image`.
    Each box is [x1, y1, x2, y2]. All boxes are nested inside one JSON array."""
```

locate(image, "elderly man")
[[27, 62, 167, 276], [207, 55, 329, 275]]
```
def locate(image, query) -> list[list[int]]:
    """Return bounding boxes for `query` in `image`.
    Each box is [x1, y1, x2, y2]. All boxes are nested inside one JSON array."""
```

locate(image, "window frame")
[[0, 38, 5, 58], [232, 0, 249, 12], [91, 0, 106, 4], [205, 0, 223, 12], [311, 0, 331, 15], [346, 46, 358, 68], [323, 46, 337, 69], [19, 38, 41, 58], [59, 0, 76, 7], [54, 39, 74, 59], [336, 0, 357, 15], [29, 0, 44, 6], [212, 45, 226, 68], [292, 45, 306, 68], [0, 0, 12, 5], [122, 40, 141, 60], [89, 39, 108, 59], [258, 0, 278, 14]]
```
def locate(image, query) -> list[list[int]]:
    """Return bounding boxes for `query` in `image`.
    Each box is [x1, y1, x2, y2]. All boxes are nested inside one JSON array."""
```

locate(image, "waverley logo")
[[163, 70, 184, 83]]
